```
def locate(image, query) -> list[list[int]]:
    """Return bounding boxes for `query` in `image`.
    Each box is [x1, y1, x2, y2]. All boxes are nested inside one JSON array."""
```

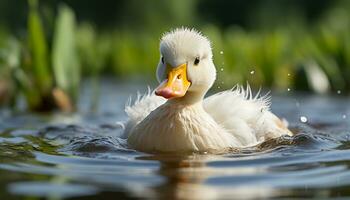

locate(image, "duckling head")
[[155, 28, 216, 103]]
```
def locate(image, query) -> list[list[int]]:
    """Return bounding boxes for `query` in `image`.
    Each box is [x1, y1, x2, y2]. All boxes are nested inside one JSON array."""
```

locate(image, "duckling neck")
[[168, 90, 206, 106]]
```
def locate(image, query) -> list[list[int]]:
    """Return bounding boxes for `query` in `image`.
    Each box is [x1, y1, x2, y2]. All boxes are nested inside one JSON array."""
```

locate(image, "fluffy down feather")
[[204, 85, 291, 145], [123, 88, 165, 138], [123, 86, 291, 150]]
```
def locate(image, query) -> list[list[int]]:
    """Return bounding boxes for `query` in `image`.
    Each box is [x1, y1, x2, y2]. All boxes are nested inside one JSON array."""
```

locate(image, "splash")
[[300, 116, 308, 123]]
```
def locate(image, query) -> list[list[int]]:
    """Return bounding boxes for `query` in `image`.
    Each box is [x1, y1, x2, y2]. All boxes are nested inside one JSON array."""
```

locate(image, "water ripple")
[[1, 92, 350, 199]]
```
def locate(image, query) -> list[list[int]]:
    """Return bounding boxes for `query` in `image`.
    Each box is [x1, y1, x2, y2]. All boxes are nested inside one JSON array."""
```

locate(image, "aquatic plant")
[[0, 31, 20, 108], [0, 0, 80, 112]]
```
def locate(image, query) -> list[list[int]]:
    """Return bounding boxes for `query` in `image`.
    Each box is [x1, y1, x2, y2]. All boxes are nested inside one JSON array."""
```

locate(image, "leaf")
[[52, 4, 80, 104], [27, 0, 52, 95]]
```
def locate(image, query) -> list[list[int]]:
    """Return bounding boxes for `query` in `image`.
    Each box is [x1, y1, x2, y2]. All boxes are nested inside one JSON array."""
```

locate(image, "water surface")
[[1, 80, 350, 199]]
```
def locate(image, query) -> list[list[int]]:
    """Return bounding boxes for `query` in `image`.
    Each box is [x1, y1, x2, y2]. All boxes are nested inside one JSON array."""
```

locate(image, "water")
[[1, 80, 350, 200]]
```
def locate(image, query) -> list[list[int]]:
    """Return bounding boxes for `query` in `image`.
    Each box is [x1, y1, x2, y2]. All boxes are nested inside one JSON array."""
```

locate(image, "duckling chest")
[[131, 105, 203, 138], [127, 104, 235, 152]]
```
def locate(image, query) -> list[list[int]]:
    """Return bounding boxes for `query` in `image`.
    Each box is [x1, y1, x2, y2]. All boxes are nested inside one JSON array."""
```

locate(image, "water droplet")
[[250, 70, 255, 75], [337, 90, 341, 94], [300, 116, 308, 123], [287, 73, 291, 77], [217, 86, 221, 89], [287, 88, 291, 92], [220, 68, 224, 71], [342, 114, 347, 119], [220, 51, 224, 55], [221, 81, 224, 84]]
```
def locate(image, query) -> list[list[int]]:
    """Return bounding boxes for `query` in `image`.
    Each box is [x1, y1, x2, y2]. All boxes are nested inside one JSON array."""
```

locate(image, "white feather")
[[204, 85, 291, 146], [123, 88, 165, 138]]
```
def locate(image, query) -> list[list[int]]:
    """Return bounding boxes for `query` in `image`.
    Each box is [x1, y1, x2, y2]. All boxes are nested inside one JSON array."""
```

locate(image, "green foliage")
[[0, 33, 21, 107], [52, 4, 80, 103], [0, 1, 81, 111], [27, 0, 52, 96], [76, 23, 111, 76], [98, 19, 349, 94], [110, 31, 159, 77], [1, 0, 350, 112], [75, 23, 111, 110]]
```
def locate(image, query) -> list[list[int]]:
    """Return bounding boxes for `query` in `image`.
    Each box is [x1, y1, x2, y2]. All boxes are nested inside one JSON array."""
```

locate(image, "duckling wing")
[[122, 89, 166, 138], [204, 85, 291, 146]]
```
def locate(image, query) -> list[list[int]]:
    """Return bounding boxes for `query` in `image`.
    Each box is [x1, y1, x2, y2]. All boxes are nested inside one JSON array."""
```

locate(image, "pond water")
[[1, 80, 350, 200]]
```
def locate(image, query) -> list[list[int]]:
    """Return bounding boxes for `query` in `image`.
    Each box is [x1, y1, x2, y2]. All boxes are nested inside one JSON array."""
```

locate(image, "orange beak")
[[155, 63, 191, 99]]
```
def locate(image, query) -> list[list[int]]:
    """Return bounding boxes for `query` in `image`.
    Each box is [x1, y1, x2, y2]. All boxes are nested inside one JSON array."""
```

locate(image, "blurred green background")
[[0, 0, 349, 111]]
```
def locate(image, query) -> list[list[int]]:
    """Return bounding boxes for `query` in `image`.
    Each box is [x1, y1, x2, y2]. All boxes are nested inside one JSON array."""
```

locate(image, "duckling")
[[124, 28, 292, 153]]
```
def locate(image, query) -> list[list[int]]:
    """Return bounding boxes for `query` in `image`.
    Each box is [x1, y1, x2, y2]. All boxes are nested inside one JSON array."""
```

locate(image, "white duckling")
[[124, 28, 292, 153]]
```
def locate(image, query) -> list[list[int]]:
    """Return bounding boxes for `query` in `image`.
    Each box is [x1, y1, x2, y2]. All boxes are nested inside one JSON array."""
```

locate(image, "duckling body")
[[124, 28, 292, 153], [127, 100, 238, 152]]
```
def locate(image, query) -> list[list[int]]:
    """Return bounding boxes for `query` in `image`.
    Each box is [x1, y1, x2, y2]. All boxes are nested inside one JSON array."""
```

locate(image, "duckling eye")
[[194, 57, 200, 65], [161, 56, 165, 64]]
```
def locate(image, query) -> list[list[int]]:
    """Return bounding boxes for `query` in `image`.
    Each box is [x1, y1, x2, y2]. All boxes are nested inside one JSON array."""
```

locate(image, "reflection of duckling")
[[124, 28, 292, 152], [137, 154, 275, 200]]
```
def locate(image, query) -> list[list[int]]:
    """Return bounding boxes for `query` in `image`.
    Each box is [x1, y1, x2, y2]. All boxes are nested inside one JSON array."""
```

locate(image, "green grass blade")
[[52, 4, 80, 103], [27, 0, 52, 95]]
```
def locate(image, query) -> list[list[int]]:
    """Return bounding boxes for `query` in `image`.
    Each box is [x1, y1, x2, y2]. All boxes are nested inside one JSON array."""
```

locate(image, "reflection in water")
[[137, 154, 274, 199], [144, 154, 215, 199]]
